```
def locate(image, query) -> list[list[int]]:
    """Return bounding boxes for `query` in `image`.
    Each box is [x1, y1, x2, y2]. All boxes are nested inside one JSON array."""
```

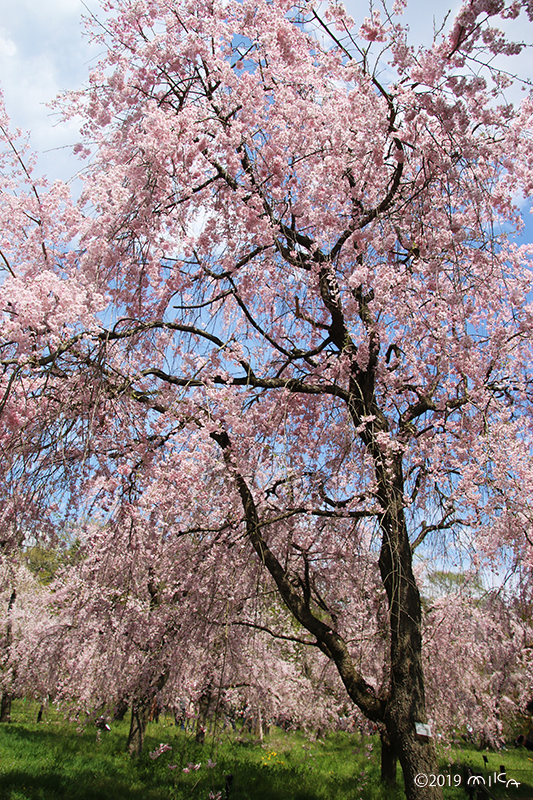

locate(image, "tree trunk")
[[196, 686, 212, 744], [254, 707, 264, 741], [114, 698, 128, 721], [127, 671, 168, 756], [0, 692, 11, 723], [0, 588, 16, 724], [127, 700, 150, 756], [388, 720, 440, 800], [376, 458, 442, 800], [380, 729, 397, 785]]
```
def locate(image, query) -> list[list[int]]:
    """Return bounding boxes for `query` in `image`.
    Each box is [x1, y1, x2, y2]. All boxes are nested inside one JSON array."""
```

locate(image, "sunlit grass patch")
[[0, 701, 532, 799]]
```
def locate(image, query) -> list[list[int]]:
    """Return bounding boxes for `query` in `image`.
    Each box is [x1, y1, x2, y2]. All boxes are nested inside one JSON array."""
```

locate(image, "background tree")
[[0, 555, 56, 721], [37, 510, 368, 754], [422, 583, 533, 747], [2, 1, 533, 797]]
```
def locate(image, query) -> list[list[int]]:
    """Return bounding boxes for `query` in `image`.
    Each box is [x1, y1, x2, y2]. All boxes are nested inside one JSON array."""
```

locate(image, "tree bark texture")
[[377, 459, 441, 799], [380, 729, 397, 785]]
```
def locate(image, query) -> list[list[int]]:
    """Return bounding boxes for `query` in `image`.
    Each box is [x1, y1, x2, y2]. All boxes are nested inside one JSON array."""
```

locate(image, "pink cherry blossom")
[[2, 2, 533, 798]]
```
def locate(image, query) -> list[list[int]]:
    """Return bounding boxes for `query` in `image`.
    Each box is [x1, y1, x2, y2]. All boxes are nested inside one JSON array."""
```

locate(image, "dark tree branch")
[[209, 428, 385, 722], [232, 619, 318, 647]]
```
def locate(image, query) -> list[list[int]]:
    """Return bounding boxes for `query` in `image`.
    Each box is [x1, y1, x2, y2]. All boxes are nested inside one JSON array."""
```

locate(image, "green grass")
[[439, 742, 533, 799], [0, 701, 531, 799]]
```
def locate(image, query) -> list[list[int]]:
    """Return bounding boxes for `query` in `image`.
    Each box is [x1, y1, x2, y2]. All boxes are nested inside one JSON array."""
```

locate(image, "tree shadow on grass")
[[228, 765, 373, 800], [0, 725, 168, 800], [0, 769, 169, 800], [0, 723, 110, 752]]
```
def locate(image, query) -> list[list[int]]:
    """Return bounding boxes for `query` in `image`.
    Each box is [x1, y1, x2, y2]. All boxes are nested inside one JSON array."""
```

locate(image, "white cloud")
[[0, 0, 100, 181], [0, 31, 17, 60]]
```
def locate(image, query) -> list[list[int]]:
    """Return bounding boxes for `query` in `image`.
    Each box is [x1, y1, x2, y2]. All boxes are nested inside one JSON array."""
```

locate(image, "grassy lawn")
[[0, 701, 531, 799]]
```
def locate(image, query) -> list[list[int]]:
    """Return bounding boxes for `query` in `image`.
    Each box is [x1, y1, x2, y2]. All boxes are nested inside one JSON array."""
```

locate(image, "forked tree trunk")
[[127, 699, 151, 756], [127, 672, 168, 756]]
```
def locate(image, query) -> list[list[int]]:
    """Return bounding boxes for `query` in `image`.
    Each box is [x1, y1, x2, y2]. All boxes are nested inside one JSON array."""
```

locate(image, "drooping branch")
[[209, 428, 385, 722], [231, 620, 318, 647]]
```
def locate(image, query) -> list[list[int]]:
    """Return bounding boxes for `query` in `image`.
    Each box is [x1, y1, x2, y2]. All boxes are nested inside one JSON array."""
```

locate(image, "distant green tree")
[[25, 540, 83, 586], [425, 570, 484, 600]]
